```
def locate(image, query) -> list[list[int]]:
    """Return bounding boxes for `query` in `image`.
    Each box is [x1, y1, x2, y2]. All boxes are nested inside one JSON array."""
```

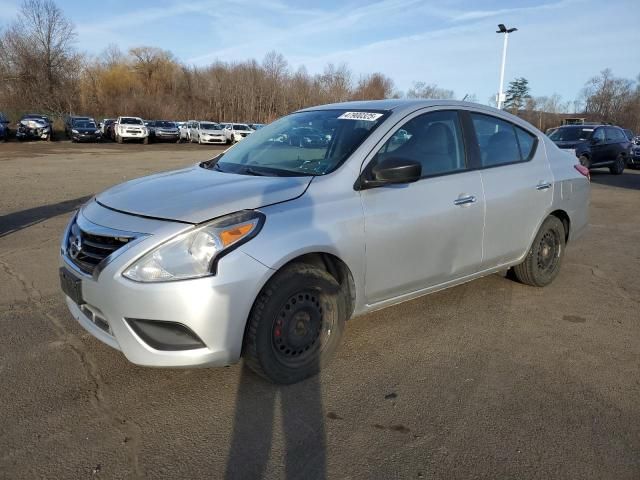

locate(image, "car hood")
[[75, 128, 98, 134], [96, 165, 312, 224], [553, 140, 586, 149]]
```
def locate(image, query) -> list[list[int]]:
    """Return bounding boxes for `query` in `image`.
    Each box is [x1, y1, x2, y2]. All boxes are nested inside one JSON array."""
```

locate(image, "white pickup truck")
[[115, 116, 149, 144]]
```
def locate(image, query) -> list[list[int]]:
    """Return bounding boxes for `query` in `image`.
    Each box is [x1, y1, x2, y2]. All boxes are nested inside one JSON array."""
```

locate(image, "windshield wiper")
[[239, 167, 270, 176]]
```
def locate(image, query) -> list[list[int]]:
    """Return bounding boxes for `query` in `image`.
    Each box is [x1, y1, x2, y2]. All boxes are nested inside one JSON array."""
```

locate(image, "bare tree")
[[406, 81, 455, 100], [0, 0, 79, 115]]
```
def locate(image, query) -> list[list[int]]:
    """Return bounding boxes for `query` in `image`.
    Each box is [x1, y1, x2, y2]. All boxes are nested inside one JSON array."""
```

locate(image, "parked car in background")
[[180, 120, 196, 143], [70, 119, 102, 143], [16, 114, 53, 141], [148, 120, 180, 143], [100, 119, 115, 136], [190, 121, 226, 144], [114, 117, 149, 144], [0, 112, 10, 141], [222, 123, 253, 143], [59, 100, 590, 384], [629, 143, 640, 169], [623, 129, 635, 142], [65, 116, 93, 138], [249, 123, 265, 130], [548, 124, 630, 174]]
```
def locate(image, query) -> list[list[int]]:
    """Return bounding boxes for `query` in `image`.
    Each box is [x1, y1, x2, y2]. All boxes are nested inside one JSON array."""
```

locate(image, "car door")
[[590, 127, 607, 163], [467, 111, 553, 267], [606, 127, 625, 159], [360, 109, 485, 304]]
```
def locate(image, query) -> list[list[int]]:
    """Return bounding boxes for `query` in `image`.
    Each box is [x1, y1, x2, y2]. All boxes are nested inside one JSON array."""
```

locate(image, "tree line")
[[1, 0, 638, 133]]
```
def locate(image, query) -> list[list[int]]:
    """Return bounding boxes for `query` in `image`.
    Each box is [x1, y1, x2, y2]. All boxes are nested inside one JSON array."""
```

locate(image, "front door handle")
[[454, 195, 477, 206], [536, 182, 552, 191]]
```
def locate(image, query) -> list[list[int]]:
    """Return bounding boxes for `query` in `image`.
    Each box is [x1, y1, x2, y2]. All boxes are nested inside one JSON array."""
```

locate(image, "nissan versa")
[[59, 100, 590, 384]]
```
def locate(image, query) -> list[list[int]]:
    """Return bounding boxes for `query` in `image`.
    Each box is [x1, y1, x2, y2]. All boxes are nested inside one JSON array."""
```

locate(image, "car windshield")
[[75, 121, 96, 129], [156, 121, 175, 128], [208, 109, 388, 177], [201, 123, 221, 130], [549, 127, 594, 142], [121, 118, 143, 125], [233, 124, 250, 131]]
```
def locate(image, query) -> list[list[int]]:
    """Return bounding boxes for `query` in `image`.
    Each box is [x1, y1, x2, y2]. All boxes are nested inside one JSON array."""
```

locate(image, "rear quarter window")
[[470, 113, 537, 167]]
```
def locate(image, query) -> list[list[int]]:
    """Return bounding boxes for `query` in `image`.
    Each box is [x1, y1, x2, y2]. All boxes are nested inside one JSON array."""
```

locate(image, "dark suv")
[[549, 125, 631, 174]]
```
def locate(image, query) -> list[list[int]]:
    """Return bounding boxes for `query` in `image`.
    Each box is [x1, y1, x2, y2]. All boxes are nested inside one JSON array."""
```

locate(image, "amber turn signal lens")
[[219, 223, 254, 247]]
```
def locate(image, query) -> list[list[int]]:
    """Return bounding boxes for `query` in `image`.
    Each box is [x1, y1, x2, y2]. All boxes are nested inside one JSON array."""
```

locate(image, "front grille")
[[67, 220, 131, 274]]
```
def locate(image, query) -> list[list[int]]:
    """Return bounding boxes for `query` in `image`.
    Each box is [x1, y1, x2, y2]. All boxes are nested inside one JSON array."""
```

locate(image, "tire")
[[513, 216, 566, 287], [143, 137, 149, 145], [609, 154, 625, 175], [116, 134, 123, 144], [578, 154, 590, 168], [243, 263, 347, 384]]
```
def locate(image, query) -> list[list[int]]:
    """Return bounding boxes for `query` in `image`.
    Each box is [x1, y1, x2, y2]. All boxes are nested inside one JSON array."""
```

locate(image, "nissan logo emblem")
[[69, 234, 82, 260]]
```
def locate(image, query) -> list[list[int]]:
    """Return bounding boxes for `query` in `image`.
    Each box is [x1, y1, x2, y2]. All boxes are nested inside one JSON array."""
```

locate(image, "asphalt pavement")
[[1, 142, 639, 479]]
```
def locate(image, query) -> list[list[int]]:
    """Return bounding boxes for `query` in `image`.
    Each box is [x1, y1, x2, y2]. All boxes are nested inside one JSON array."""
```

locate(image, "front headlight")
[[72, 129, 79, 134], [122, 210, 265, 282]]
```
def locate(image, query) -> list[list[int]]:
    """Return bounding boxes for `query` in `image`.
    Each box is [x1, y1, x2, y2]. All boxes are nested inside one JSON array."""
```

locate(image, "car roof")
[[296, 99, 538, 121], [556, 124, 620, 129]]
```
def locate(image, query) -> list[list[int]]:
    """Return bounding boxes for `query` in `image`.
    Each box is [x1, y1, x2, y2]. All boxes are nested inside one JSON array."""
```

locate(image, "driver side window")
[[374, 110, 467, 178]]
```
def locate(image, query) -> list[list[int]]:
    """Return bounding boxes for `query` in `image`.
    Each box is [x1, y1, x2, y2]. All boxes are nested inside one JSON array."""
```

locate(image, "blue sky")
[[1, 0, 638, 104]]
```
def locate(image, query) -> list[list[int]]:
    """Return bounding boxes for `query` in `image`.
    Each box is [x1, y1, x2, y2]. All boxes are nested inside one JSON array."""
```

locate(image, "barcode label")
[[338, 112, 384, 121]]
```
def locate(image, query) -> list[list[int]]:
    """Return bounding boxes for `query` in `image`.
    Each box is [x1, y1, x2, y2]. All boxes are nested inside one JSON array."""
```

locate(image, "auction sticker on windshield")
[[338, 112, 384, 121]]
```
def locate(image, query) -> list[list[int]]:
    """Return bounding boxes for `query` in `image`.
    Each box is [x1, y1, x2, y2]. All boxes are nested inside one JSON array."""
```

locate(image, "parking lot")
[[1, 142, 639, 479]]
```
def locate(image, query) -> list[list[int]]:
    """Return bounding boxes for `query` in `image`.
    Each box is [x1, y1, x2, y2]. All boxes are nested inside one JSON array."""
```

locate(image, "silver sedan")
[[59, 100, 590, 384]]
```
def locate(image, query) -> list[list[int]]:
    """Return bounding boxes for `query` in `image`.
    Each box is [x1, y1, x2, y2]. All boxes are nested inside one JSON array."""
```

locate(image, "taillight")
[[574, 164, 590, 181]]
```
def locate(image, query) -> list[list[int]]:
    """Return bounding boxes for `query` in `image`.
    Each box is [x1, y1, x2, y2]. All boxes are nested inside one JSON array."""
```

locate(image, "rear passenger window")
[[606, 128, 624, 141], [515, 126, 536, 160], [470, 113, 536, 167], [374, 110, 467, 178]]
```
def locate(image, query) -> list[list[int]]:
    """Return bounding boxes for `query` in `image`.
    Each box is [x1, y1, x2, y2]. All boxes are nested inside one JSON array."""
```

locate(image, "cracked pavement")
[[1, 142, 639, 479]]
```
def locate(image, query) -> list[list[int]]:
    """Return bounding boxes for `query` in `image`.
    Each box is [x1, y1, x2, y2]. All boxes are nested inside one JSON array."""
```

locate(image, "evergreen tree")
[[504, 77, 531, 112]]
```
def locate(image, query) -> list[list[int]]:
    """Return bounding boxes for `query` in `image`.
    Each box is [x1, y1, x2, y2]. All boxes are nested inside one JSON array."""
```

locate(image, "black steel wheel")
[[513, 215, 566, 287], [244, 263, 346, 384]]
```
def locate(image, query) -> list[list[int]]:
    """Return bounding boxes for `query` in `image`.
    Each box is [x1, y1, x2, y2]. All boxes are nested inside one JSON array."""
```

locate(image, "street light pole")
[[496, 24, 517, 109]]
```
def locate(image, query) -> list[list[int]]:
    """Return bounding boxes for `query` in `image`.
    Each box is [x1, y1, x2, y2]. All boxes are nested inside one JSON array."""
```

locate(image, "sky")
[[1, 0, 639, 105]]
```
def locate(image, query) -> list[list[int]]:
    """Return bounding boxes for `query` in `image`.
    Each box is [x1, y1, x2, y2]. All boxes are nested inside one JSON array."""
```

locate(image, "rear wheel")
[[513, 216, 566, 287], [243, 263, 346, 384], [609, 154, 625, 175]]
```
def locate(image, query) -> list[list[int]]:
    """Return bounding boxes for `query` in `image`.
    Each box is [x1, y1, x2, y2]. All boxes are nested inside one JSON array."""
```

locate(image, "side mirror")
[[591, 137, 601, 144], [356, 157, 422, 190]]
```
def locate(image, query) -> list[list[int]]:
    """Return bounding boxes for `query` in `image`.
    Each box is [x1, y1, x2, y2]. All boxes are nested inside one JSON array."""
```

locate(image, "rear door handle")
[[454, 195, 477, 206], [536, 182, 552, 190]]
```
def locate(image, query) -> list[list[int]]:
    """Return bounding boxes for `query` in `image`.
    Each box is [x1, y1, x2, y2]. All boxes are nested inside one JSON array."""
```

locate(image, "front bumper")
[[60, 204, 273, 368], [155, 132, 180, 141], [73, 133, 101, 142], [119, 130, 148, 140], [201, 136, 226, 144]]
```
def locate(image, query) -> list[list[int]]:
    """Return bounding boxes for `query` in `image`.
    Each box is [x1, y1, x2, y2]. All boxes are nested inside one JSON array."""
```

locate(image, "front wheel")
[[609, 154, 625, 175], [243, 263, 346, 384], [513, 216, 566, 287], [143, 137, 149, 145]]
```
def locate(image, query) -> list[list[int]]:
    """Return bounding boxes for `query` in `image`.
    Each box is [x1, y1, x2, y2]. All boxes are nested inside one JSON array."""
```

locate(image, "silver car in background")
[[190, 121, 226, 144], [59, 100, 590, 384]]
